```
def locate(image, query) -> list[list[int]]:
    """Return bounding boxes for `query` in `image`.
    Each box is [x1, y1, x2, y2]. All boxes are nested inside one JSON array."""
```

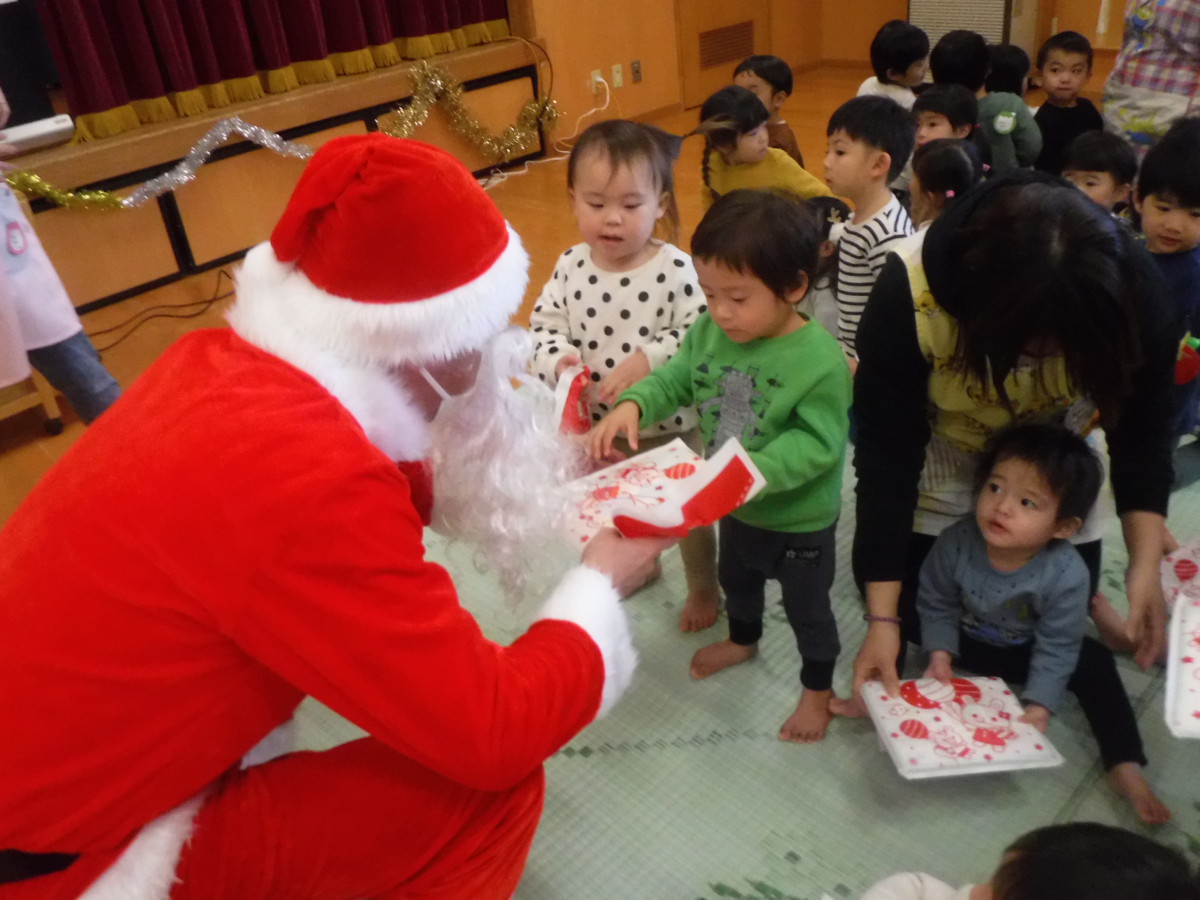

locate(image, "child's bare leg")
[[678, 523, 720, 632], [1090, 592, 1136, 654], [1107, 762, 1171, 824], [778, 688, 833, 743], [690, 640, 757, 679]]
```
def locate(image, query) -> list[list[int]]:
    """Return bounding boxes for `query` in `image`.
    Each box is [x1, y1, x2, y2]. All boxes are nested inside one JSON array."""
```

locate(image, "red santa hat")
[[233, 133, 529, 368]]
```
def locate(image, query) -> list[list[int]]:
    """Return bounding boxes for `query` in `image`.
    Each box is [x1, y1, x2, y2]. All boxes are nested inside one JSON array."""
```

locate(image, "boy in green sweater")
[[589, 190, 852, 742]]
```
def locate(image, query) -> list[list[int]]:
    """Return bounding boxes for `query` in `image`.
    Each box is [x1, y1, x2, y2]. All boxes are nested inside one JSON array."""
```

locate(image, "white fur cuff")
[[535, 566, 636, 718], [78, 794, 205, 900]]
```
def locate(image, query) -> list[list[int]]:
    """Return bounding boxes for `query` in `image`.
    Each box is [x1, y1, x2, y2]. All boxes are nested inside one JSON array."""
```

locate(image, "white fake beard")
[[427, 328, 584, 603]]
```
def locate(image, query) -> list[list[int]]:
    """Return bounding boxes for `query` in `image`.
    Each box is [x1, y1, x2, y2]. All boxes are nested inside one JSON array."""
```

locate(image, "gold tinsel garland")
[[4, 172, 127, 211], [4, 64, 557, 210], [377, 61, 557, 162]]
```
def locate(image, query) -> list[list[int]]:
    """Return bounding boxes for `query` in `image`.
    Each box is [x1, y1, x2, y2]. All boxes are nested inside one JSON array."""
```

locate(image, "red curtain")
[[36, 0, 509, 124]]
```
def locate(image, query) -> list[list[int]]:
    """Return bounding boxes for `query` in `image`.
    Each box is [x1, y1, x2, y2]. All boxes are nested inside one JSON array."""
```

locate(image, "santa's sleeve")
[[533, 566, 634, 718], [214, 459, 631, 792]]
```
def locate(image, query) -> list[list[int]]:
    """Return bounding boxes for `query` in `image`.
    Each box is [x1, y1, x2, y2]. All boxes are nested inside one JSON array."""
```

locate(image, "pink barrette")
[[944, 189, 955, 198]]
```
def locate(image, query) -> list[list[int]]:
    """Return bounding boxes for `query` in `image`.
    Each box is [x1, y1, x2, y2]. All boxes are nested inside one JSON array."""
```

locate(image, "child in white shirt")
[[528, 119, 719, 630]]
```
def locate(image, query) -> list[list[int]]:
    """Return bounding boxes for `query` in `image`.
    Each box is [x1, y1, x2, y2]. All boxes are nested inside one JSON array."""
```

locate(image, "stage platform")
[[12, 40, 543, 312]]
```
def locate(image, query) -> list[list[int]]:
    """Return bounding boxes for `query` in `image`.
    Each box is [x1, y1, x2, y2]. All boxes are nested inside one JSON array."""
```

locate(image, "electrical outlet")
[[612, 63, 624, 89], [590, 69, 604, 94], [631, 60, 642, 83]]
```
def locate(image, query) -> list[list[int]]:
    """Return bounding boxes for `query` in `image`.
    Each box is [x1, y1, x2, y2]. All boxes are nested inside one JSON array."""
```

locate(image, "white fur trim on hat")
[[230, 224, 529, 371], [78, 794, 205, 900], [534, 565, 636, 718]]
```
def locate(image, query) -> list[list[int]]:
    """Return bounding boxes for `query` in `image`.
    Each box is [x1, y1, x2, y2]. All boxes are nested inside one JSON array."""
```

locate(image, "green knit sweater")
[[619, 313, 851, 532]]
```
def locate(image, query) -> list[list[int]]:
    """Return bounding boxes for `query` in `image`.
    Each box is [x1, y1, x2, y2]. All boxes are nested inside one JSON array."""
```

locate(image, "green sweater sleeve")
[[618, 324, 698, 424], [621, 315, 851, 532]]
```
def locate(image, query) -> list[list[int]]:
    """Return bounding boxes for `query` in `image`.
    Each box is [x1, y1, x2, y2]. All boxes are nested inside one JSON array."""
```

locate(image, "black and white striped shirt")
[[835, 195, 912, 355]]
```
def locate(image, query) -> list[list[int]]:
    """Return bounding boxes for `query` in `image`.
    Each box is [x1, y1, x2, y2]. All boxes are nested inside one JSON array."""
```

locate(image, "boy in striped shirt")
[[823, 96, 915, 362]]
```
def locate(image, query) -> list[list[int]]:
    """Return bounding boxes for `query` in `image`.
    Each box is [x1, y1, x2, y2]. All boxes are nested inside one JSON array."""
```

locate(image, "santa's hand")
[[554, 353, 583, 380], [1018, 703, 1050, 733], [583, 528, 676, 597], [587, 400, 641, 460], [596, 350, 650, 405], [923, 650, 954, 684]]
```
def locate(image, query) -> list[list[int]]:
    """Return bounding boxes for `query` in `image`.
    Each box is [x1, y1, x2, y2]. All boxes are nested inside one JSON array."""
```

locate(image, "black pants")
[[719, 517, 839, 691], [955, 632, 1146, 770]]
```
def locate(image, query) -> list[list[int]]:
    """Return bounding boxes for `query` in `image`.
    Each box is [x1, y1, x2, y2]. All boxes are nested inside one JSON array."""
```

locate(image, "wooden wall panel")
[[678, 0, 771, 109], [770, 0, 824, 72], [388, 77, 539, 171], [27, 200, 178, 308], [818, 0, 908, 63], [176, 123, 364, 267], [530, 0, 683, 122]]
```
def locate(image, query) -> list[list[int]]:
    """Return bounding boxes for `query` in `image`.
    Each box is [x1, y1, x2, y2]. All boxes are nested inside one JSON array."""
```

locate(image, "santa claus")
[[0, 134, 665, 899]]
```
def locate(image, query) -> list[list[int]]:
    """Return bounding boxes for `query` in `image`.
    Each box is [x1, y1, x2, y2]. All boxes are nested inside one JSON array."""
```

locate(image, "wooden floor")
[[0, 64, 870, 523]]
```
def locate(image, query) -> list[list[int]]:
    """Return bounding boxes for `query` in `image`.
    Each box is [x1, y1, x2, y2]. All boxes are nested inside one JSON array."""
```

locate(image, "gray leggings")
[[719, 517, 840, 690]]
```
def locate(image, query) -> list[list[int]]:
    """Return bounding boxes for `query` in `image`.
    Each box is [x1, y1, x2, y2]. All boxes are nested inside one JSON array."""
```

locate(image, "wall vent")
[[909, 0, 1010, 45], [698, 21, 754, 70]]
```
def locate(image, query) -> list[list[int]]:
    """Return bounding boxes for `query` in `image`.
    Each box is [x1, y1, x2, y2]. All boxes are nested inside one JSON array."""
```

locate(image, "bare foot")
[[828, 694, 868, 718], [1107, 762, 1171, 825], [616, 557, 663, 600], [1091, 592, 1136, 655], [778, 689, 834, 743], [679, 591, 720, 632], [690, 640, 756, 679]]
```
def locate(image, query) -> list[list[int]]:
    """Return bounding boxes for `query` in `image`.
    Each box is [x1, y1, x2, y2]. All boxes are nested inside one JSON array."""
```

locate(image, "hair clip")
[[827, 208, 843, 225], [944, 189, 955, 198]]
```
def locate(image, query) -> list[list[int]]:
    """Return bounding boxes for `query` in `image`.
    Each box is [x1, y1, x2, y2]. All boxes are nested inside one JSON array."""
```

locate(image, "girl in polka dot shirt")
[[529, 119, 719, 631]]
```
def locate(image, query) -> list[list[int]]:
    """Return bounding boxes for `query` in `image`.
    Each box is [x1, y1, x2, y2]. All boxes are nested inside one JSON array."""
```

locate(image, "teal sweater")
[[619, 314, 851, 532]]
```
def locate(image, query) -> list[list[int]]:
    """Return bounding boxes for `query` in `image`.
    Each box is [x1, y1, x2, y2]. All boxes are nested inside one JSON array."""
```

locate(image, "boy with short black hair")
[[589, 189, 853, 744], [1033, 30, 1105, 174], [822, 95, 915, 357], [931, 31, 1039, 170], [912, 83, 980, 145], [1136, 117, 1200, 435], [929, 29, 989, 92], [857, 19, 930, 111], [733, 54, 804, 166], [919, 423, 1169, 824], [1061, 129, 1138, 212]]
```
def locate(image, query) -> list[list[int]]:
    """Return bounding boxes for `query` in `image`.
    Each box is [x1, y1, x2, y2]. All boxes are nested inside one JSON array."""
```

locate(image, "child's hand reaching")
[[923, 650, 954, 683], [1018, 702, 1050, 733], [587, 401, 641, 461], [596, 349, 650, 406], [554, 354, 583, 379]]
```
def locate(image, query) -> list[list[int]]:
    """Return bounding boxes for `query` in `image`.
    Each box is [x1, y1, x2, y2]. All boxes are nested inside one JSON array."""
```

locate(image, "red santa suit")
[[0, 136, 635, 900]]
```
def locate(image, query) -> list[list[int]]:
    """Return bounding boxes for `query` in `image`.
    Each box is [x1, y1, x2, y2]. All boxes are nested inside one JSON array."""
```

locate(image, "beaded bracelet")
[[862, 614, 902, 625]]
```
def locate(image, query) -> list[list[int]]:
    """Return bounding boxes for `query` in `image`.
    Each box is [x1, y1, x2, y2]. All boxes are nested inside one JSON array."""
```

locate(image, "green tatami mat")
[[293, 458, 1200, 898]]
